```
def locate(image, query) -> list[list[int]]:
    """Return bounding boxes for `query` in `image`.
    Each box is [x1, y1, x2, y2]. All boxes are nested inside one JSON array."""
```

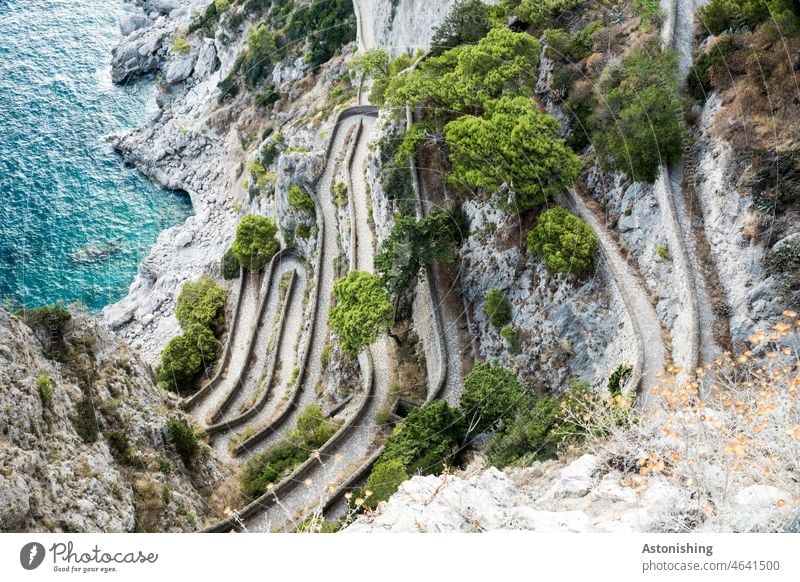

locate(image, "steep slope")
[[0, 308, 229, 532]]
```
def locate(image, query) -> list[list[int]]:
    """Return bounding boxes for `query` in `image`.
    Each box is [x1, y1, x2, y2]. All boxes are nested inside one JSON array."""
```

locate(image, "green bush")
[[333, 181, 348, 207], [240, 404, 337, 498], [445, 96, 581, 211], [655, 243, 670, 261], [592, 45, 684, 182], [221, 247, 241, 279], [71, 396, 98, 444], [608, 363, 632, 395], [461, 363, 525, 434], [231, 214, 280, 271], [697, 0, 797, 36], [107, 430, 134, 465], [217, 75, 239, 103], [330, 271, 394, 355], [687, 36, 737, 102], [166, 419, 200, 464], [527, 207, 598, 275], [288, 185, 315, 213], [37, 375, 55, 406], [171, 34, 190, 55], [500, 325, 520, 354], [381, 400, 465, 476], [500, 0, 586, 29], [242, 23, 277, 87], [483, 289, 512, 329], [158, 324, 220, 393], [294, 223, 312, 238], [175, 277, 227, 332], [365, 458, 409, 507], [254, 85, 280, 108]]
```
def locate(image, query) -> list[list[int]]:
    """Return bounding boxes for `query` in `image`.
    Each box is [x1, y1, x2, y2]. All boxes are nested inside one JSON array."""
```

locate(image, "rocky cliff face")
[[0, 309, 229, 532], [346, 452, 798, 533]]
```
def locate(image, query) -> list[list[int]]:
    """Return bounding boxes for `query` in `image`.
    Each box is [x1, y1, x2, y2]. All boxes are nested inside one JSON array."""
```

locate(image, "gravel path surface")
[[657, 0, 722, 373], [243, 113, 390, 532], [565, 191, 667, 399], [209, 258, 308, 462], [190, 270, 262, 424]]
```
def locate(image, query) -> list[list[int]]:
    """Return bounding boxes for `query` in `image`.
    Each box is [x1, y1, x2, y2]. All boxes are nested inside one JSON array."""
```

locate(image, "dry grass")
[[568, 311, 800, 531]]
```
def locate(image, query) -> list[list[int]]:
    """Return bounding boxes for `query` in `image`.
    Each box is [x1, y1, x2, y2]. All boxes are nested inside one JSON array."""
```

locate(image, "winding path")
[[658, 0, 722, 373]]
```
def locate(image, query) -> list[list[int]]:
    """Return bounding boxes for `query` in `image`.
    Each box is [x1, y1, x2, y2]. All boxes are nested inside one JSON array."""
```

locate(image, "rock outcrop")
[[0, 309, 229, 532]]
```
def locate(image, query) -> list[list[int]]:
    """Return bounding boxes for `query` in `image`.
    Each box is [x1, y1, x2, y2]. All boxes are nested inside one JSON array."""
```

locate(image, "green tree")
[[288, 185, 315, 213], [527, 207, 598, 274], [350, 49, 414, 107], [430, 0, 493, 55], [385, 27, 541, 115], [375, 208, 465, 295], [592, 45, 684, 182], [158, 324, 220, 393], [242, 23, 277, 87], [445, 96, 581, 210], [365, 458, 409, 506], [499, 0, 585, 29], [166, 419, 200, 463], [461, 363, 526, 434], [486, 394, 563, 466], [175, 277, 227, 332], [231, 214, 280, 271], [698, 0, 798, 36], [483, 289, 512, 328], [330, 271, 394, 355]]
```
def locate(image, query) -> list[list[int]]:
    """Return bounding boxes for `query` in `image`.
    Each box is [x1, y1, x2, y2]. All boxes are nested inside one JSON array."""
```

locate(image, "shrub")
[[37, 375, 55, 406], [687, 36, 737, 102], [330, 271, 394, 355], [158, 324, 220, 393], [254, 85, 279, 108], [166, 419, 200, 463], [231, 214, 280, 271], [445, 96, 581, 211], [381, 400, 465, 475], [288, 185, 315, 213], [16, 303, 71, 356], [461, 363, 525, 434], [483, 289, 512, 329], [214, 0, 229, 12], [240, 404, 337, 498], [592, 45, 684, 182], [333, 180, 348, 207], [501, 0, 586, 29], [171, 34, 190, 55], [608, 363, 632, 395], [500, 325, 520, 354], [697, 0, 797, 36], [217, 75, 239, 102], [365, 459, 409, 507], [221, 247, 241, 279], [175, 277, 227, 332], [71, 396, 98, 444], [242, 23, 277, 87], [527, 207, 599, 275], [107, 430, 134, 465], [655, 243, 670, 261], [294, 223, 312, 238]]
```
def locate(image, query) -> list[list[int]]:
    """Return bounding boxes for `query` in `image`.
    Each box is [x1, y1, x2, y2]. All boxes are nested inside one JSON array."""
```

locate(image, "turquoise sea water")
[[0, 0, 192, 311]]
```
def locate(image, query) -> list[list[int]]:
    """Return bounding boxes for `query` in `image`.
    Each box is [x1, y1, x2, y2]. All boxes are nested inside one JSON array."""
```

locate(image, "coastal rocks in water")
[[119, 14, 153, 36], [69, 239, 121, 266], [110, 25, 169, 83]]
